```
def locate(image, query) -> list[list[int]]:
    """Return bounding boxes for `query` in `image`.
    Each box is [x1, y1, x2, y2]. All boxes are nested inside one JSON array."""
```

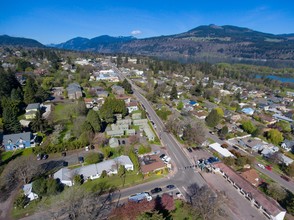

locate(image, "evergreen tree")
[[86, 110, 102, 132], [205, 108, 222, 127], [24, 77, 38, 104], [2, 98, 21, 134], [122, 79, 133, 94], [31, 110, 48, 133], [170, 84, 178, 100]]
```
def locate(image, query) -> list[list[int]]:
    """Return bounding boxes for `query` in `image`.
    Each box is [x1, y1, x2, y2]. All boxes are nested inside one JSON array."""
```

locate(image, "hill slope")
[[0, 35, 44, 48], [52, 25, 294, 66]]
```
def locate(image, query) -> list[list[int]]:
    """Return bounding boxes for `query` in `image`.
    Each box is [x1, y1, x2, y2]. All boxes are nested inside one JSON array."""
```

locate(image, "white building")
[[53, 155, 134, 186]]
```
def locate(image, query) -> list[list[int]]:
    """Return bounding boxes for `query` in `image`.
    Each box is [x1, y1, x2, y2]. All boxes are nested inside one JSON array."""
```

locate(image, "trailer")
[[128, 192, 152, 202]]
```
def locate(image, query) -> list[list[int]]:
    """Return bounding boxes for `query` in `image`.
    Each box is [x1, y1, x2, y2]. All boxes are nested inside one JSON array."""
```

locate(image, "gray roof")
[[55, 155, 133, 180], [3, 132, 32, 144], [67, 83, 81, 93], [26, 103, 40, 111], [53, 168, 72, 181]]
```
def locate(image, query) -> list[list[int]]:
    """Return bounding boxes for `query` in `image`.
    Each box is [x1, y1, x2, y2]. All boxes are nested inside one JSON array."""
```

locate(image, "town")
[[0, 47, 294, 220]]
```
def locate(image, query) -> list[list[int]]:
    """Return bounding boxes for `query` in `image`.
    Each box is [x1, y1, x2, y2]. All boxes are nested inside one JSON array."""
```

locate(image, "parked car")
[[166, 184, 175, 189], [151, 187, 162, 194], [42, 154, 48, 160], [159, 154, 166, 159], [62, 152, 66, 157], [37, 154, 42, 160], [187, 148, 193, 153], [280, 175, 290, 182], [265, 165, 272, 171], [78, 156, 84, 163], [164, 157, 171, 163], [257, 164, 265, 169]]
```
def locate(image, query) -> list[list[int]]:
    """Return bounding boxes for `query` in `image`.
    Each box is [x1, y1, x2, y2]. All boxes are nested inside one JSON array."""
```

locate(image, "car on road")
[[187, 148, 193, 153], [265, 165, 272, 171], [209, 131, 215, 135], [257, 163, 265, 169], [61, 152, 66, 157], [280, 175, 290, 182], [42, 154, 48, 160], [166, 184, 175, 189], [151, 187, 162, 194]]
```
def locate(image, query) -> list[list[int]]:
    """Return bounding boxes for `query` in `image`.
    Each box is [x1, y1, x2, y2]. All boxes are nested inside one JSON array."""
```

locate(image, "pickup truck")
[[129, 192, 152, 202]]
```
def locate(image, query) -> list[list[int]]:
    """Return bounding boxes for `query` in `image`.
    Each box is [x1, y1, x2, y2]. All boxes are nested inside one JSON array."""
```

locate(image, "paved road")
[[255, 164, 294, 193], [113, 65, 206, 191]]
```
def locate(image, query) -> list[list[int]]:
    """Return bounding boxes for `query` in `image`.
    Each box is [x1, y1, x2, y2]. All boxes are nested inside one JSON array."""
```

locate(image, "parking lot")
[[202, 172, 266, 220]]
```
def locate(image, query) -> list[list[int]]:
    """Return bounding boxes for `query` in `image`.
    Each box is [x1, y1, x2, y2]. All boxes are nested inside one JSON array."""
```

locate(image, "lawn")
[[1, 148, 33, 163], [53, 103, 75, 122], [171, 200, 197, 220], [83, 171, 165, 192]]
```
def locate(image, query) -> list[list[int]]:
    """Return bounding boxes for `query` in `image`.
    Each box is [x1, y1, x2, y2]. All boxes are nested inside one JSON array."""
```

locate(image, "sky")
[[1, 0, 294, 44]]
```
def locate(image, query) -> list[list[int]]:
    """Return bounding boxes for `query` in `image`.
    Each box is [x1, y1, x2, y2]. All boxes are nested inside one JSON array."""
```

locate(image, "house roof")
[[214, 163, 284, 217], [209, 143, 234, 157], [240, 169, 260, 186], [26, 103, 40, 111], [141, 155, 165, 173], [54, 156, 133, 181], [3, 132, 32, 144]]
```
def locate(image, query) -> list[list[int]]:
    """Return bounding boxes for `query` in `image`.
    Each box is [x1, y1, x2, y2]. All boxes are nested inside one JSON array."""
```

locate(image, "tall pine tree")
[[170, 84, 178, 100]]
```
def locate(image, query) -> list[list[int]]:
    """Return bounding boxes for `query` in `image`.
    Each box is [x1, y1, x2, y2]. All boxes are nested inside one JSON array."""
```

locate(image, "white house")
[[23, 183, 38, 201], [54, 155, 134, 186], [209, 143, 234, 158]]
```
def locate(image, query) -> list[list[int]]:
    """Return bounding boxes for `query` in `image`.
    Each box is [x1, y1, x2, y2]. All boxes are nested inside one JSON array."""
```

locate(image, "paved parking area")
[[202, 172, 266, 220]]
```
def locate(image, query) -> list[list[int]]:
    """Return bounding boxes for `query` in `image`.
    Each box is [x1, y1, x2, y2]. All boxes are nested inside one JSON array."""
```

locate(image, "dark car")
[[166, 184, 175, 190], [159, 154, 166, 159], [42, 154, 48, 160], [151, 187, 162, 194], [62, 152, 66, 157], [187, 148, 193, 153], [280, 175, 290, 182], [78, 156, 84, 163]]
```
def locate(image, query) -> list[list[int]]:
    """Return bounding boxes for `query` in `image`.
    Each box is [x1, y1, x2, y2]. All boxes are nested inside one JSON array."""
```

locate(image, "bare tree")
[[41, 185, 116, 220], [187, 184, 224, 220], [0, 155, 41, 201]]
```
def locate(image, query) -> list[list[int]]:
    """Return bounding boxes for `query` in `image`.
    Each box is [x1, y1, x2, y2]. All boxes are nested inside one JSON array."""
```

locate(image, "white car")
[[164, 156, 171, 163], [257, 163, 265, 169]]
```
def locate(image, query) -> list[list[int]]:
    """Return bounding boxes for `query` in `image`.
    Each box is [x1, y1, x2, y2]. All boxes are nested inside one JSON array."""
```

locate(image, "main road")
[[112, 64, 206, 193]]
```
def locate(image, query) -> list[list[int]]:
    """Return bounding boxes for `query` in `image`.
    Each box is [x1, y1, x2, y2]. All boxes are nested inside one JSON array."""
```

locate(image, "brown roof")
[[214, 162, 284, 217], [240, 169, 261, 187], [140, 155, 165, 174]]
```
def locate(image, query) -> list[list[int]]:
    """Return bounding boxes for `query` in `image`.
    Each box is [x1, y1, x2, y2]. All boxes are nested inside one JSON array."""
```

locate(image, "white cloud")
[[131, 30, 142, 35]]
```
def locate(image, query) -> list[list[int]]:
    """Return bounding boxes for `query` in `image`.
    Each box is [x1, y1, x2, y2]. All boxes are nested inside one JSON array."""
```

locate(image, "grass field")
[[1, 148, 33, 163]]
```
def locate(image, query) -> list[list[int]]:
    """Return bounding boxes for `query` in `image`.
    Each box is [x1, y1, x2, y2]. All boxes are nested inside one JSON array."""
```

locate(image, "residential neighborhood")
[[0, 47, 294, 220]]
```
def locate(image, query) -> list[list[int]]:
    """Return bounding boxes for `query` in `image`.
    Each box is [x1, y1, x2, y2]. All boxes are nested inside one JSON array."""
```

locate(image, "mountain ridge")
[[1, 25, 294, 66]]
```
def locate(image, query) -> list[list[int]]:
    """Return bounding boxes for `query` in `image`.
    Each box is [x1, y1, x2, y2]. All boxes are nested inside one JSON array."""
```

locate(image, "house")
[[273, 114, 293, 123], [140, 155, 166, 174], [279, 154, 293, 166], [240, 169, 261, 187], [23, 183, 38, 201], [213, 163, 286, 220], [209, 143, 234, 157], [193, 111, 208, 120], [2, 132, 35, 151], [106, 130, 124, 137], [259, 114, 276, 125], [281, 140, 294, 152], [96, 91, 109, 98], [112, 85, 125, 95], [67, 83, 83, 100], [242, 108, 255, 116], [126, 102, 139, 113], [25, 103, 40, 119], [54, 155, 133, 186], [132, 113, 142, 120]]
